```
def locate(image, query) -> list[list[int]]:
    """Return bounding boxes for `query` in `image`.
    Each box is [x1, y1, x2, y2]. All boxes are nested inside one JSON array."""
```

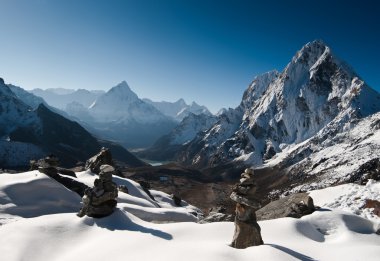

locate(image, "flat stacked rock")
[[35, 155, 60, 177], [230, 168, 263, 249], [77, 164, 119, 218]]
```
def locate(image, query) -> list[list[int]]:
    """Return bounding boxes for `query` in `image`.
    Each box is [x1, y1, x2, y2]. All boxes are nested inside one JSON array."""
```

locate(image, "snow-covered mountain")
[[143, 98, 212, 121], [79, 81, 177, 148], [29, 81, 178, 148], [0, 78, 145, 168], [0, 169, 379, 261], [178, 40, 380, 186], [89, 81, 172, 124]]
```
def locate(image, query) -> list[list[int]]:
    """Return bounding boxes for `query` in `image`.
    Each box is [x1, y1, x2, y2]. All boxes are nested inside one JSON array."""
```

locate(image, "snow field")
[[0, 171, 379, 261]]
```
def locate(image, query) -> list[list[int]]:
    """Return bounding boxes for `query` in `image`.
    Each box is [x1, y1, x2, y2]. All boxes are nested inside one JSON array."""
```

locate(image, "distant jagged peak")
[[175, 98, 187, 106], [112, 80, 131, 90]]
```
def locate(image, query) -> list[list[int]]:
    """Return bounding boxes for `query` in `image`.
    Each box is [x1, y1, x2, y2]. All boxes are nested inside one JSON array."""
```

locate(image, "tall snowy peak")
[[178, 40, 380, 168], [93, 81, 139, 105], [88, 81, 172, 124]]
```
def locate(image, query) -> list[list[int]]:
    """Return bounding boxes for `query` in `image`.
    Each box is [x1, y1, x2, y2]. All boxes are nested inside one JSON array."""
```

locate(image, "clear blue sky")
[[0, 0, 379, 113]]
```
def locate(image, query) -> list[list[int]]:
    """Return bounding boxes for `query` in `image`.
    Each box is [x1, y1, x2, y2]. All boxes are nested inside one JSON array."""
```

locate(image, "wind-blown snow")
[[0, 170, 379, 260]]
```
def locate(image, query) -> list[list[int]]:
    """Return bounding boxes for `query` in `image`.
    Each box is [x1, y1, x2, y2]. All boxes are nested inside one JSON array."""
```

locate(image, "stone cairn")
[[230, 168, 263, 249], [31, 155, 60, 177], [77, 164, 118, 218]]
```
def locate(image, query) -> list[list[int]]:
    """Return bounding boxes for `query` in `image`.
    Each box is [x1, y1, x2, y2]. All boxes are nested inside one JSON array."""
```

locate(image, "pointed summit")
[[109, 81, 133, 93], [175, 98, 187, 106], [102, 81, 139, 102]]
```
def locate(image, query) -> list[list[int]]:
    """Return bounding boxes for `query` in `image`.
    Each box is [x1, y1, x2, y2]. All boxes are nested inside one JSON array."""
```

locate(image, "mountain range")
[[143, 40, 380, 194], [1, 39, 379, 197], [0, 78, 145, 168], [29, 81, 212, 148]]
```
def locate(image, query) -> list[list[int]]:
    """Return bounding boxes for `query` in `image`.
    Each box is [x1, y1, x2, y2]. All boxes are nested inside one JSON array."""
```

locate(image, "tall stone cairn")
[[230, 168, 263, 248], [77, 164, 119, 218]]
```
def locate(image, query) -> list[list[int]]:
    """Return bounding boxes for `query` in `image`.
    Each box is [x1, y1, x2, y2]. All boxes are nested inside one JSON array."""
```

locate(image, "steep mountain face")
[[143, 98, 212, 121], [83, 81, 177, 148], [31, 88, 104, 110], [138, 113, 218, 160], [0, 79, 146, 168], [89, 81, 171, 124], [179, 40, 380, 172], [270, 110, 380, 194]]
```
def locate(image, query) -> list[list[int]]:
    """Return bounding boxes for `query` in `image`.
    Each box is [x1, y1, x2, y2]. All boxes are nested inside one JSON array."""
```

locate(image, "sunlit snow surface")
[[0, 171, 379, 261]]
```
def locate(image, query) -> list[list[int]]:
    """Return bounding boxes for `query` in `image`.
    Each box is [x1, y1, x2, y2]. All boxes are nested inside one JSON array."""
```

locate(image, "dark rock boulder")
[[57, 167, 76, 177], [35, 155, 88, 196], [256, 193, 315, 221], [172, 194, 182, 207], [85, 147, 115, 174]]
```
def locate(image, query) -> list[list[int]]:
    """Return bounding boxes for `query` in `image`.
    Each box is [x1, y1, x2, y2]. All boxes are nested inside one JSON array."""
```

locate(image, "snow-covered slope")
[[0, 170, 379, 261], [267, 110, 380, 193], [179, 40, 380, 175], [144, 98, 212, 122]]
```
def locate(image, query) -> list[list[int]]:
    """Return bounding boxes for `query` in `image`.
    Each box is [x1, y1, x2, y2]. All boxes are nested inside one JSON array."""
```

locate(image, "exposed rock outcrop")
[[33, 155, 88, 196], [256, 193, 315, 221], [199, 207, 233, 224]]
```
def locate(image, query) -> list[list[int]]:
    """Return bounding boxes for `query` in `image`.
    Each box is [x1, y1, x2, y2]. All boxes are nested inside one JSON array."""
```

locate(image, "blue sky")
[[0, 0, 379, 113]]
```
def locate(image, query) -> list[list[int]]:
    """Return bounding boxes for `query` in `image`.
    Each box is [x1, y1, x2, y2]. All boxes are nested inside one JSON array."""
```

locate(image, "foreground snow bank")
[[0, 208, 379, 261], [0, 171, 379, 261]]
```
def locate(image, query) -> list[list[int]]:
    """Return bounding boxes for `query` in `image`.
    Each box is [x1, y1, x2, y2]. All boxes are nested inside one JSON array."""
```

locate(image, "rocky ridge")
[[171, 40, 380, 194]]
